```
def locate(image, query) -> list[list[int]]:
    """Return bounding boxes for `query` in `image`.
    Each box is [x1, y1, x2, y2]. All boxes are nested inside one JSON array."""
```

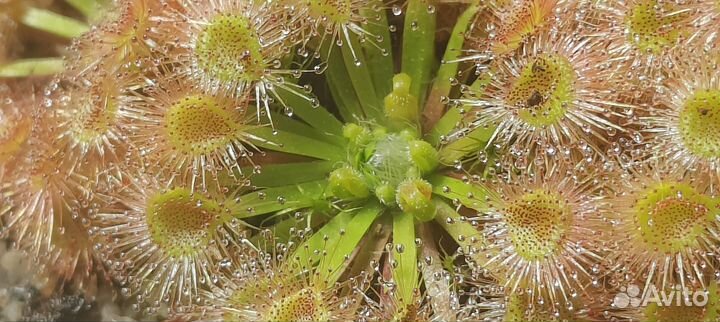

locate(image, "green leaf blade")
[[233, 181, 327, 218], [269, 112, 345, 146], [249, 161, 335, 188], [401, 0, 436, 105], [341, 34, 384, 122], [317, 204, 383, 282], [21, 7, 89, 38], [427, 106, 461, 146], [291, 203, 383, 283], [423, 2, 481, 130], [0, 58, 64, 77], [248, 127, 345, 161], [428, 174, 491, 211], [392, 211, 418, 305], [360, 1, 394, 98], [437, 126, 495, 165], [273, 85, 344, 136], [326, 47, 365, 123], [434, 199, 484, 249]]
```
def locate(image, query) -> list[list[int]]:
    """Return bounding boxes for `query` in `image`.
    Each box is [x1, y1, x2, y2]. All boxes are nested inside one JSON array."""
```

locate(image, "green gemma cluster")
[[329, 75, 440, 221]]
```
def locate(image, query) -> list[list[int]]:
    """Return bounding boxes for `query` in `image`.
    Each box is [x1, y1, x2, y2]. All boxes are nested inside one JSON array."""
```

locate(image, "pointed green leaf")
[[292, 203, 383, 283], [428, 75, 492, 145], [21, 7, 89, 38], [434, 199, 484, 250], [254, 211, 331, 245], [0, 58, 64, 77], [424, 2, 481, 130], [434, 200, 487, 268], [428, 174, 492, 211], [341, 32, 383, 122], [317, 204, 383, 282], [269, 112, 344, 146], [392, 211, 418, 305], [273, 85, 344, 135], [437, 126, 495, 165], [249, 161, 335, 188], [427, 106, 461, 146], [361, 1, 394, 98], [232, 181, 327, 218], [326, 47, 365, 123], [343, 214, 392, 282], [401, 0, 436, 104], [248, 127, 344, 161]]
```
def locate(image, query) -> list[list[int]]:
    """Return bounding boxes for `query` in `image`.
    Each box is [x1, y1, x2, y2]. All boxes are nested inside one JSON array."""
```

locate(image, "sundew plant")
[[1, 0, 720, 321]]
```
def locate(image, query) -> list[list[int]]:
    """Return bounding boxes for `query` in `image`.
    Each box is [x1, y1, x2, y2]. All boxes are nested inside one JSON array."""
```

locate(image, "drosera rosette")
[[1, 32, 142, 301], [171, 228, 371, 321], [238, 84, 490, 316], [154, 0, 317, 125], [638, 54, 720, 189], [89, 170, 251, 312], [605, 159, 720, 296], [465, 159, 615, 315], [588, 0, 697, 85], [2, 119, 107, 300], [283, 0, 392, 66], [125, 72, 260, 191], [64, 0, 162, 75], [453, 22, 632, 169], [454, 0, 583, 102], [26, 204, 107, 300], [464, 0, 575, 59], [38, 66, 141, 187], [0, 79, 41, 246]]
